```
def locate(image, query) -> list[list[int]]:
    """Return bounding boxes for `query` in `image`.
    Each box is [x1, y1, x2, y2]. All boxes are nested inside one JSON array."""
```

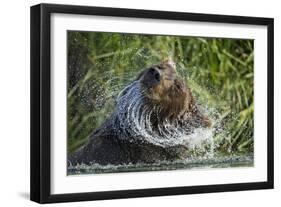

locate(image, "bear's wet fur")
[[68, 60, 211, 166]]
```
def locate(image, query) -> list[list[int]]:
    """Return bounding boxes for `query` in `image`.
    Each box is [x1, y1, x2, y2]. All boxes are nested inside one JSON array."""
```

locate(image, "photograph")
[[66, 31, 254, 175], [30, 3, 273, 203]]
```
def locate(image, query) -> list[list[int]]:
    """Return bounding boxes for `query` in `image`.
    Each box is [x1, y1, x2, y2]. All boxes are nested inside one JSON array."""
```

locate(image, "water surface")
[[67, 154, 253, 175]]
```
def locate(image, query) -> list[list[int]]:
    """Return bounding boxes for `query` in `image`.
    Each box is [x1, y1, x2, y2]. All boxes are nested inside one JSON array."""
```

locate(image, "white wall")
[[0, 0, 279, 206]]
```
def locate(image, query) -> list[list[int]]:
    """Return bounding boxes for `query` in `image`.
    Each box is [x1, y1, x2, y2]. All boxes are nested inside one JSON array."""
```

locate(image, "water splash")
[[116, 80, 214, 157]]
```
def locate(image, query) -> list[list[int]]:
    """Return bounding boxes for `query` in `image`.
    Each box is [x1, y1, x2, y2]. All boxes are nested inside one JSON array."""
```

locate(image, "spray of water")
[[116, 80, 214, 156]]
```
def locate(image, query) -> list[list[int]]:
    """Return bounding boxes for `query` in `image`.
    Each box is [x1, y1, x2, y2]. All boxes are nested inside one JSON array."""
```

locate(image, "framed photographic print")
[[30, 3, 274, 203]]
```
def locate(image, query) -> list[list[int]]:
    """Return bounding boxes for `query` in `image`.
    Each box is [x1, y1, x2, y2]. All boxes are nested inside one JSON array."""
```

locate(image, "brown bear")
[[68, 60, 211, 166]]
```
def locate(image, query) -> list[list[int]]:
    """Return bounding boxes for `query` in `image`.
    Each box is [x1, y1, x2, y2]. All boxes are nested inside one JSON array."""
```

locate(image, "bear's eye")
[[156, 65, 164, 70]]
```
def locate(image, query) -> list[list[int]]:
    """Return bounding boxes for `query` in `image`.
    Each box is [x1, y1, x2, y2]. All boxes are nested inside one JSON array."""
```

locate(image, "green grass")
[[67, 31, 254, 155]]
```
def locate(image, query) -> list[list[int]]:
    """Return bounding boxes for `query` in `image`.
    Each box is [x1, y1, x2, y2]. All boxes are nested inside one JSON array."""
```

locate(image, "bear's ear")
[[190, 102, 212, 128], [195, 108, 213, 128], [202, 116, 212, 128]]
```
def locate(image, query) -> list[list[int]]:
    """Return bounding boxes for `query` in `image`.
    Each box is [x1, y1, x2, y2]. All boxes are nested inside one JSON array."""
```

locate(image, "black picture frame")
[[30, 3, 274, 204]]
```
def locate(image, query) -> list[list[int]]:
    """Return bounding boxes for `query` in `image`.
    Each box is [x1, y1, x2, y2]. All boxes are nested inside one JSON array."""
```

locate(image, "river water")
[[67, 154, 253, 175]]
